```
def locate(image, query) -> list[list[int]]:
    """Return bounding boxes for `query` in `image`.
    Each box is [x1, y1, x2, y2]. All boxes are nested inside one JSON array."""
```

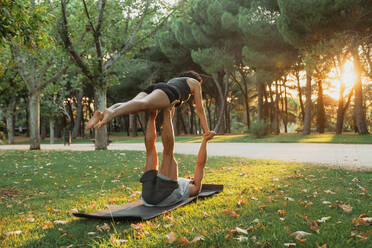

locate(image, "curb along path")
[[1, 143, 371, 169]]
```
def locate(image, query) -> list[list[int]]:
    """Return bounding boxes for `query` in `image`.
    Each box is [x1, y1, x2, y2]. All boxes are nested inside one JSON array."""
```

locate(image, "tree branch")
[[82, 0, 96, 33], [40, 66, 69, 90], [59, 0, 93, 80], [104, 1, 176, 71], [343, 88, 354, 112]]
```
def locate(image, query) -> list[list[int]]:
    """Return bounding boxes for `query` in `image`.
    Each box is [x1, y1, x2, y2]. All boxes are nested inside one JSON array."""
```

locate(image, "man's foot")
[[203, 131, 216, 141], [85, 111, 103, 130], [97, 109, 114, 129]]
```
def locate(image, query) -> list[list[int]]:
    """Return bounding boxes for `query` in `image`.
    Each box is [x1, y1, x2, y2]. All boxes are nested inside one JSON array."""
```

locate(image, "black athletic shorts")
[[141, 82, 179, 104], [140, 170, 179, 205]]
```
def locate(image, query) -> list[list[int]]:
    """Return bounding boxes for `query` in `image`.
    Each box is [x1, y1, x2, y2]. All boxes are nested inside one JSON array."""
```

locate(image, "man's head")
[[179, 70, 202, 84]]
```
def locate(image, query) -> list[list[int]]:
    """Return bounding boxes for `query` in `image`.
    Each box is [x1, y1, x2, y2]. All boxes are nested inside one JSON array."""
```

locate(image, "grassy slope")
[[0, 150, 371, 247]]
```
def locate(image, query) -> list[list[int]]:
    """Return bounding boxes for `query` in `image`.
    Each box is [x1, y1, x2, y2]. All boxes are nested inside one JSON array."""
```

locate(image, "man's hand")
[[203, 131, 216, 141]]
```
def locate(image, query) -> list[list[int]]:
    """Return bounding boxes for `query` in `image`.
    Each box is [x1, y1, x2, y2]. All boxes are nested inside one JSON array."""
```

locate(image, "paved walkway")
[[1, 143, 371, 169]]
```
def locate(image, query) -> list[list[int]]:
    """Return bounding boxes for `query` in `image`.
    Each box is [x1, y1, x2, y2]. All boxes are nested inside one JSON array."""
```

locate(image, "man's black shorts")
[[140, 170, 179, 205], [141, 82, 179, 104]]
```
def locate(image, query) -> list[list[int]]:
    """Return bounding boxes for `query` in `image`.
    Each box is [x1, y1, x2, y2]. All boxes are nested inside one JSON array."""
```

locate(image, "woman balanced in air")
[[86, 71, 212, 135]]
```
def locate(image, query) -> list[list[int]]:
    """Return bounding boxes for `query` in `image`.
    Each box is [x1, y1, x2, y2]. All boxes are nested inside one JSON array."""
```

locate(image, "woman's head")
[[179, 70, 202, 84]]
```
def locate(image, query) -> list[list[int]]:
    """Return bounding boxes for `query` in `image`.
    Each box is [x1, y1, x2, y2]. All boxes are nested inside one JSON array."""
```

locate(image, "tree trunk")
[[317, 80, 325, 133], [6, 97, 16, 144], [336, 81, 345, 134], [212, 72, 227, 133], [172, 108, 179, 136], [72, 90, 83, 138], [284, 81, 288, 133], [129, 114, 137, 137], [303, 67, 312, 135], [296, 74, 305, 122], [257, 82, 265, 122], [29, 91, 41, 150], [94, 87, 108, 149], [274, 81, 280, 135], [244, 81, 251, 129], [41, 118, 47, 140], [352, 47, 369, 134], [189, 102, 195, 134], [49, 119, 55, 144]]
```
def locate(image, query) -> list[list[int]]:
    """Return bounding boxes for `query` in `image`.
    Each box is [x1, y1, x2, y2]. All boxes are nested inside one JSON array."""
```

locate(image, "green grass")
[[0, 150, 371, 247], [109, 132, 372, 144], [4, 132, 372, 145]]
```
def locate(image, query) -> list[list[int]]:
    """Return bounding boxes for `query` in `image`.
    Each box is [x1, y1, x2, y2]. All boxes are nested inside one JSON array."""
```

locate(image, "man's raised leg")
[[144, 110, 158, 172], [158, 108, 178, 181]]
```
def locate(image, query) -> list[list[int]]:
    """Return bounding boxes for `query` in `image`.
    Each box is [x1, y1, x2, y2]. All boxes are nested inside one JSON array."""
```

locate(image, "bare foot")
[[98, 109, 114, 129], [85, 111, 103, 130]]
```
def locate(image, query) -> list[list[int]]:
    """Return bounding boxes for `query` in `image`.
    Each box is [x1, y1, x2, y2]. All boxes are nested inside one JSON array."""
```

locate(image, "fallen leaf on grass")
[[284, 243, 296, 247], [87, 232, 96, 235], [316, 243, 327, 248], [54, 220, 67, 225], [277, 210, 287, 215], [235, 236, 249, 242], [339, 204, 352, 213], [42, 221, 53, 230], [165, 231, 177, 244], [230, 227, 248, 235], [110, 235, 128, 245], [190, 235, 204, 243], [26, 218, 35, 222], [324, 190, 336, 194], [179, 236, 191, 245], [309, 221, 319, 233], [4, 230, 22, 236], [223, 209, 240, 218], [130, 223, 144, 231], [322, 201, 331, 205], [317, 217, 331, 223], [102, 223, 110, 231], [291, 231, 311, 240], [352, 214, 372, 226]]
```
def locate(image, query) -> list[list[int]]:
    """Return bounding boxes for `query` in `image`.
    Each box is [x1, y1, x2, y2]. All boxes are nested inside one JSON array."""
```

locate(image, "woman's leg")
[[85, 92, 148, 130], [98, 90, 170, 129]]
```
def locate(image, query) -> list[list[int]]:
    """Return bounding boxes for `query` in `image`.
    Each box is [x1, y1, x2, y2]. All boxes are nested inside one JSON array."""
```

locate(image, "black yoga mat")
[[73, 184, 223, 221]]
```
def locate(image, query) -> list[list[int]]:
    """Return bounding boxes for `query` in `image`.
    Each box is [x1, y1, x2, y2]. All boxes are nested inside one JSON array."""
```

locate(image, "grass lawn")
[[7, 132, 372, 145], [109, 132, 372, 144], [0, 150, 371, 247]]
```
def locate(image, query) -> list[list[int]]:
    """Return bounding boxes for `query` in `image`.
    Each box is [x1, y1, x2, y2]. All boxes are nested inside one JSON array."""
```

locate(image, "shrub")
[[249, 120, 269, 138]]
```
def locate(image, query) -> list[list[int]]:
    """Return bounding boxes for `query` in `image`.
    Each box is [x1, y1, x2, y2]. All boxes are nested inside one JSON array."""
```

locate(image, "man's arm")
[[189, 131, 215, 197]]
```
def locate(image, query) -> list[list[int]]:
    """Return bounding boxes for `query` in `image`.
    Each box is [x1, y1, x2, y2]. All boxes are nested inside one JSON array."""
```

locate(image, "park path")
[[1, 142, 371, 169]]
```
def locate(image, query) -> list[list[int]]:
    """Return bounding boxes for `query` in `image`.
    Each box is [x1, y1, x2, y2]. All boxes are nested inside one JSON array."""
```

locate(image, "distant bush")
[[0, 131, 5, 144], [249, 120, 269, 138]]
